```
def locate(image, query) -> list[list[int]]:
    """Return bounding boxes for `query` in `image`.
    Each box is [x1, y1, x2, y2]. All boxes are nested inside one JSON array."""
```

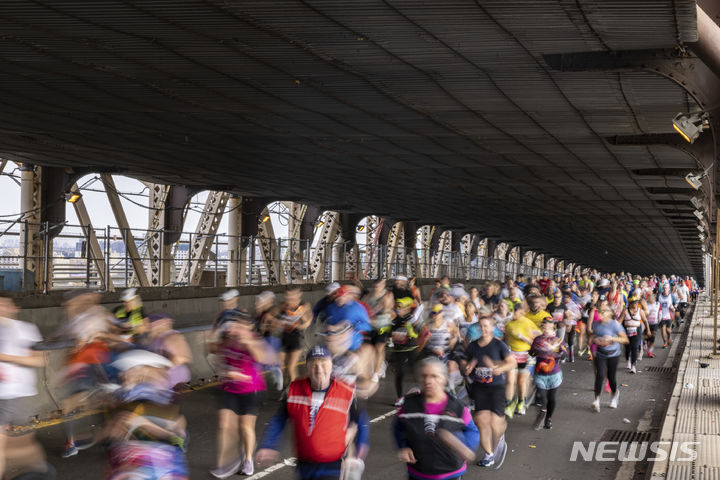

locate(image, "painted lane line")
[[248, 409, 397, 479]]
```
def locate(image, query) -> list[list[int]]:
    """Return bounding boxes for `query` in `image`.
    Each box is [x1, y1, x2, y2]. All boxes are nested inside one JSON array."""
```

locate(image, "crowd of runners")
[[0, 271, 699, 479]]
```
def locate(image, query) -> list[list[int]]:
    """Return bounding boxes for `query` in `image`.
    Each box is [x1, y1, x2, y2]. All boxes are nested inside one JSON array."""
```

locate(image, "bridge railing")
[[0, 220, 558, 291]]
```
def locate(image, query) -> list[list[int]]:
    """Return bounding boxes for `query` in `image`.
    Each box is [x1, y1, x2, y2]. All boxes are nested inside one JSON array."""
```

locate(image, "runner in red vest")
[[256, 345, 369, 479]]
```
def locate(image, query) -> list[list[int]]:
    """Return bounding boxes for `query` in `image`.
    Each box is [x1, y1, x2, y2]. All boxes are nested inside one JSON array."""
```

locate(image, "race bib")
[[626, 327, 638, 336], [474, 367, 494, 384]]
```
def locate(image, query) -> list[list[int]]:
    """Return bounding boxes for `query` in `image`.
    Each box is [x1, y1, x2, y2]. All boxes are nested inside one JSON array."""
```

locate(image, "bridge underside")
[[0, 1, 713, 277]]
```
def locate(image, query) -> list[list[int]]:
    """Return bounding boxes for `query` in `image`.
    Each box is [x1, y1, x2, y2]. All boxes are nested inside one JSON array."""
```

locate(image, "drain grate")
[[644, 366, 675, 374], [600, 429, 652, 443]]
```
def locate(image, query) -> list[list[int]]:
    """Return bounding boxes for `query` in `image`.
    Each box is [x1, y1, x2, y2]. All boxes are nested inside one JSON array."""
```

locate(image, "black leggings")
[[566, 327, 576, 356], [536, 387, 558, 419], [625, 334, 641, 364], [393, 350, 415, 398], [593, 355, 619, 396]]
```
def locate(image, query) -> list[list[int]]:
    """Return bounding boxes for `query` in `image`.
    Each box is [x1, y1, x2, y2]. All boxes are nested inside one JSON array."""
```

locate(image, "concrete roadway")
[[37, 329, 684, 480]]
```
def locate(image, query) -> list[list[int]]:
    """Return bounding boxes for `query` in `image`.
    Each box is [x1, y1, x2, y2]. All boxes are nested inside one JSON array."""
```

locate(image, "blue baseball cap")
[[306, 345, 331, 361]]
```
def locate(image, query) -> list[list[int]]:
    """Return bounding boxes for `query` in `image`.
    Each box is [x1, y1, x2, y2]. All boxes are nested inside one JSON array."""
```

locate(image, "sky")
[[0, 167, 291, 243]]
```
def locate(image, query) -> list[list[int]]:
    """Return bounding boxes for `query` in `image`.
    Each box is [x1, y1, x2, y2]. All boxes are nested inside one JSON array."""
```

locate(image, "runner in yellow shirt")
[[503, 305, 541, 417]]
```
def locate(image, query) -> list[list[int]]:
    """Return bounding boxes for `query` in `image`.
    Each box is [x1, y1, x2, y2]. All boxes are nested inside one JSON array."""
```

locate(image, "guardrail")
[[0, 220, 563, 291]]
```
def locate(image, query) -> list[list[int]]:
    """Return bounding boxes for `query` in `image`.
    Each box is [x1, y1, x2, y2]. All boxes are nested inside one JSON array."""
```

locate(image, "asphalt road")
[[36, 326, 685, 480]]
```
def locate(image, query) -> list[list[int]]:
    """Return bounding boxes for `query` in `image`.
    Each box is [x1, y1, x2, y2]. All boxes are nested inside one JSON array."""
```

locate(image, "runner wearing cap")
[[312, 282, 340, 324], [215, 289, 241, 331], [323, 285, 372, 352], [658, 283, 675, 348], [502, 305, 541, 417], [390, 297, 421, 405], [256, 345, 369, 480], [392, 276, 414, 302], [113, 288, 146, 339]]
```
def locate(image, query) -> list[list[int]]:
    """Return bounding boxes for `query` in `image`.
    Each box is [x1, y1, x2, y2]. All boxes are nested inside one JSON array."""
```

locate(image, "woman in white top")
[[620, 299, 649, 374], [644, 294, 660, 358]]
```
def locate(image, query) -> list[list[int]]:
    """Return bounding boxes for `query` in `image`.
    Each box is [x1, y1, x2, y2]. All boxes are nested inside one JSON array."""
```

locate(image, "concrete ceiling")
[[0, 0, 709, 277]]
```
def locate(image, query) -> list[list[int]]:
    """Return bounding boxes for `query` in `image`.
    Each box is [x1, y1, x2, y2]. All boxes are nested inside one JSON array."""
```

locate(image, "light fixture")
[[684, 162, 714, 191], [694, 209, 705, 220], [673, 112, 708, 144], [691, 196, 704, 209], [260, 214, 270, 223], [316, 221, 324, 228], [686, 173, 704, 190], [356, 225, 365, 232], [697, 224, 705, 232], [65, 191, 82, 203], [699, 233, 705, 241]]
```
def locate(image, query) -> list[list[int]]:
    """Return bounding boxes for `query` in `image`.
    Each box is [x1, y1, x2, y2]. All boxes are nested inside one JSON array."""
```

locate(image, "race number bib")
[[626, 327, 638, 336], [474, 367, 494, 384]]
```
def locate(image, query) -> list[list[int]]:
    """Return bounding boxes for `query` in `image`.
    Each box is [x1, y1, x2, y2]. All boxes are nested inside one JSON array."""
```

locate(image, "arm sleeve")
[[460, 407, 480, 450], [350, 401, 370, 455], [392, 412, 409, 449], [258, 401, 289, 451]]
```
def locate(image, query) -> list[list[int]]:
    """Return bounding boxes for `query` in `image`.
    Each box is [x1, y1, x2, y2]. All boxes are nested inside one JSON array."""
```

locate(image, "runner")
[[620, 299, 649, 374], [676, 279, 690, 324], [590, 307, 629, 412], [389, 297, 420, 405], [113, 288, 146, 339], [276, 288, 312, 384], [546, 291, 569, 340], [529, 317, 568, 430], [256, 346, 369, 480], [524, 294, 551, 328], [394, 357, 479, 480], [0, 297, 46, 479], [658, 283, 675, 348], [465, 316, 515, 468], [211, 313, 272, 478], [363, 279, 394, 382], [502, 305, 541, 417], [215, 289, 242, 331]]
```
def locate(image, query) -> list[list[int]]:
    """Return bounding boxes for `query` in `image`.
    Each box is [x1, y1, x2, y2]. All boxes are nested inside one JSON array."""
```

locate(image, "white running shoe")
[[609, 392, 619, 409], [592, 398, 600, 412]]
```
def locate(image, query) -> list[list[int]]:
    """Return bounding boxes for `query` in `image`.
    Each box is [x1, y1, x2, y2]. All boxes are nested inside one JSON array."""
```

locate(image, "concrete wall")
[[14, 279, 485, 337]]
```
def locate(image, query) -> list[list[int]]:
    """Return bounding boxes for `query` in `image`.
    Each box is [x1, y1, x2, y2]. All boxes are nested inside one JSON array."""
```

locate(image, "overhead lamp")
[[356, 225, 365, 232], [316, 221, 324, 228], [697, 224, 705, 232], [65, 191, 82, 203], [694, 209, 705, 220], [699, 233, 705, 242], [685, 162, 714, 191], [691, 196, 704, 209], [672, 112, 708, 144]]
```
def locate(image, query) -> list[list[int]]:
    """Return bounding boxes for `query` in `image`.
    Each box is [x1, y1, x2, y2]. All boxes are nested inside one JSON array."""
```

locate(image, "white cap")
[[220, 289, 240, 302], [120, 288, 138, 302], [111, 349, 173, 371], [598, 279, 610, 287], [256, 290, 276, 303], [325, 282, 341, 294], [395, 275, 408, 282]]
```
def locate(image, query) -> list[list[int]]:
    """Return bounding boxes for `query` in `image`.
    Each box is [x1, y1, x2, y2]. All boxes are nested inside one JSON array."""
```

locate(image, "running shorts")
[[470, 384, 506, 417], [659, 319, 671, 329], [221, 390, 264, 416], [281, 329, 303, 352]]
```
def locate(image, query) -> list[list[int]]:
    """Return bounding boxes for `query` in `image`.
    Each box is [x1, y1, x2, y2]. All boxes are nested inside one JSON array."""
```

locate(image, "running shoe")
[[379, 361, 387, 379], [477, 453, 494, 467], [60, 442, 78, 458], [210, 458, 243, 479], [516, 401, 527, 416], [493, 435, 507, 469], [241, 459, 254, 476], [504, 399, 516, 419], [533, 410, 547, 430], [544, 418, 553, 429], [592, 398, 600, 412], [630, 365, 636, 374], [626, 359, 632, 370], [609, 392, 619, 409]]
